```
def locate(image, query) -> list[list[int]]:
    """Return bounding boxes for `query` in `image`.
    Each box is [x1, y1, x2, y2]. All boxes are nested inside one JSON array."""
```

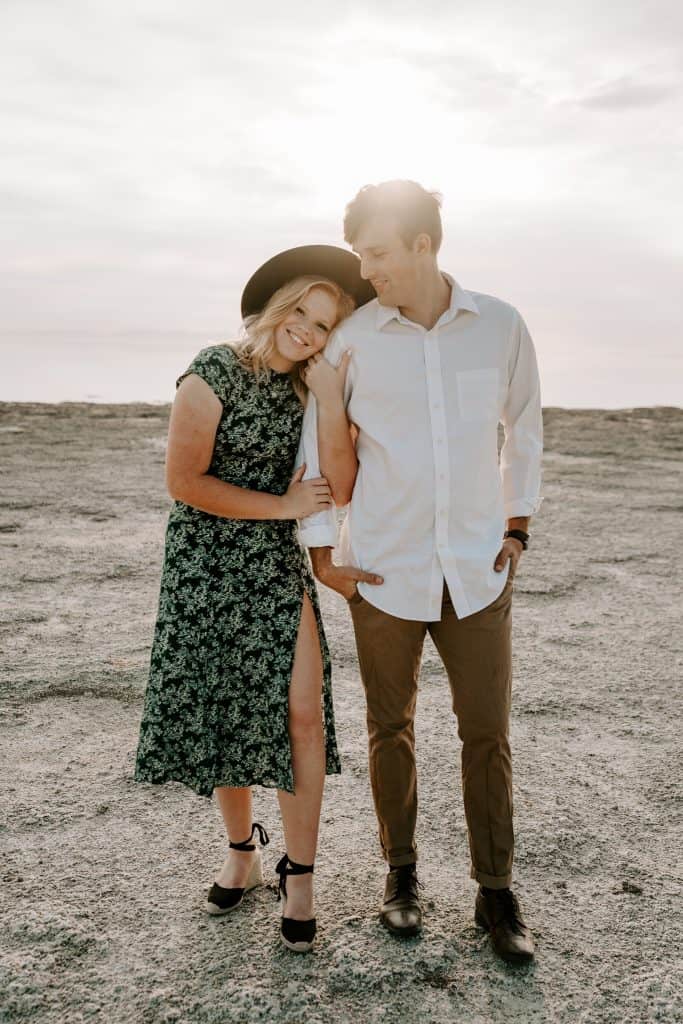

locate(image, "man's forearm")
[[309, 546, 334, 577], [317, 399, 357, 506]]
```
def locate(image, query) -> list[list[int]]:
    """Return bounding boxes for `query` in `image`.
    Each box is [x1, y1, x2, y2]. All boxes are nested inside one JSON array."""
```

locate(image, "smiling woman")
[[235, 243, 373, 398], [132, 243, 378, 953], [272, 289, 339, 366], [233, 275, 355, 397]]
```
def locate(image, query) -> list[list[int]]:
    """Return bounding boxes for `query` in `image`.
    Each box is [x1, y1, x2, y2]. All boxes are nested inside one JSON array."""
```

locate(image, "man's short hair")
[[344, 180, 443, 253]]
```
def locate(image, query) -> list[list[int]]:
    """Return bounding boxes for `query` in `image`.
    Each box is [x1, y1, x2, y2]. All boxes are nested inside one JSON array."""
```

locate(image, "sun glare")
[[249, 43, 558, 225]]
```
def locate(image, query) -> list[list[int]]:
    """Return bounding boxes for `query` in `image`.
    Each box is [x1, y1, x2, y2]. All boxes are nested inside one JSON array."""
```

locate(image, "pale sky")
[[1, 0, 682, 405]]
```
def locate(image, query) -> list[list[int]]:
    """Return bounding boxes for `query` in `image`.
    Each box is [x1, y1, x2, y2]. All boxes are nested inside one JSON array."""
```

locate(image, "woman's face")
[[272, 286, 339, 369]]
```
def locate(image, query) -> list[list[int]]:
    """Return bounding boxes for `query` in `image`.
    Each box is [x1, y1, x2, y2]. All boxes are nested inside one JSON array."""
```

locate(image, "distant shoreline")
[[1, 401, 682, 414]]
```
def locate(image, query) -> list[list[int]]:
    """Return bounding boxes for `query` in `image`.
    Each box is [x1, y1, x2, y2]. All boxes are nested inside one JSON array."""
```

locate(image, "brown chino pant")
[[348, 572, 514, 889]]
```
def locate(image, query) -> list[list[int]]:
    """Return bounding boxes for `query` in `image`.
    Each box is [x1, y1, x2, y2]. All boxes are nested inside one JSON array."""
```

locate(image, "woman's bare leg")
[[277, 590, 326, 921], [214, 786, 255, 887]]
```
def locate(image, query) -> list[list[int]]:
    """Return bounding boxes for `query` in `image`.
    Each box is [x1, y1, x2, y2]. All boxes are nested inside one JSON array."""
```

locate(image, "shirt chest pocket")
[[456, 368, 501, 422]]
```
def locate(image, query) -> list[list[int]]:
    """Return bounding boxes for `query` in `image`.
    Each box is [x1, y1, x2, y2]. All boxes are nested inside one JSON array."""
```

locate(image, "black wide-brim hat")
[[240, 244, 376, 319]]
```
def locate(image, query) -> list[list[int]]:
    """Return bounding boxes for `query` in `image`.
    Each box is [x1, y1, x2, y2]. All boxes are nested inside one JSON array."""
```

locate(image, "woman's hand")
[[279, 464, 333, 520], [302, 350, 352, 408]]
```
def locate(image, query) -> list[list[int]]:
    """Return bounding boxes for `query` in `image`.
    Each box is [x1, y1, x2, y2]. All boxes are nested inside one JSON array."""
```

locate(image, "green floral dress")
[[134, 344, 340, 797]]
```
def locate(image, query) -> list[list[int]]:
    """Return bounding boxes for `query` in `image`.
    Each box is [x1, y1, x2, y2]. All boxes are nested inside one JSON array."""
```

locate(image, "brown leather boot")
[[475, 886, 535, 963], [380, 864, 422, 937]]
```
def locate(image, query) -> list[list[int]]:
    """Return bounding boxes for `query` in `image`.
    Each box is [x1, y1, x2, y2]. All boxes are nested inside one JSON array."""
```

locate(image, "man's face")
[[352, 215, 422, 308]]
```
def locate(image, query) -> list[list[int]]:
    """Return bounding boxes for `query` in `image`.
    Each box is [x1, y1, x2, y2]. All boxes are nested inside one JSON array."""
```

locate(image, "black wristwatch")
[[504, 529, 529, 550]]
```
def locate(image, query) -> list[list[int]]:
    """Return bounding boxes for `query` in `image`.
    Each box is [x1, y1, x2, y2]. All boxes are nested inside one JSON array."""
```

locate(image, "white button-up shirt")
[[297, 275, 543, 621]]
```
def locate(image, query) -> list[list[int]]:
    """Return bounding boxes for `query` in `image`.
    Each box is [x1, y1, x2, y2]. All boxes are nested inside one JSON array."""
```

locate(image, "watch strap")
[[504, 529, 529, 550]]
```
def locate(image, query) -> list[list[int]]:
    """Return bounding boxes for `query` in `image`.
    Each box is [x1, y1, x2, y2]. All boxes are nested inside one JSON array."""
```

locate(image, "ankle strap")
[[274, 853, 314, 900], [229, 822, 270, 852]]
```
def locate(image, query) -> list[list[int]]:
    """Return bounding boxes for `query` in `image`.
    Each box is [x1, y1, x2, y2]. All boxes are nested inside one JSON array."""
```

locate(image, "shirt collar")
[[375, 272, 480, 330]]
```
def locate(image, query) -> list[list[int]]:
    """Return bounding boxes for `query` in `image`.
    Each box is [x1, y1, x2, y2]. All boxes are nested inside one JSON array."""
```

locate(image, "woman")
[[134, 245, 374, 952]]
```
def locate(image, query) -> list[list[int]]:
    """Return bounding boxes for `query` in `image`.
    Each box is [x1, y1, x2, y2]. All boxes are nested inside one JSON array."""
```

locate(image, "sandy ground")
[[1, 401, 682, 1024]]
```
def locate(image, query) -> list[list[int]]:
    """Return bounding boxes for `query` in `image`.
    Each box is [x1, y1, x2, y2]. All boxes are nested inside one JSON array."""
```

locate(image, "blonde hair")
[[231, 275, 356, 401]]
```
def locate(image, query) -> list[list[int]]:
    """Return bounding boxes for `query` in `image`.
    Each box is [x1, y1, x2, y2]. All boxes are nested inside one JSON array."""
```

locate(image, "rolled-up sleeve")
[[500, 311, 544, 518], [296, 389, 339, 549]]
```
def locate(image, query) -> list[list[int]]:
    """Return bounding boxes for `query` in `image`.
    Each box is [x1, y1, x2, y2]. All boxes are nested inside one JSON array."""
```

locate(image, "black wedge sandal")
[[275, 853, 316, 952], [206, 822, 270, 916]]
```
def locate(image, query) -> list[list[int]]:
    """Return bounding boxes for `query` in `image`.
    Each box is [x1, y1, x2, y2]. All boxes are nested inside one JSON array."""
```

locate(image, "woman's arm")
[[166, 375, 332, 520], [304, 351, 358, 506]]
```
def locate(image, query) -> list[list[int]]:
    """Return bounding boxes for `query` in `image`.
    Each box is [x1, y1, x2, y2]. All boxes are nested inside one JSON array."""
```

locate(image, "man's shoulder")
[[325, 298, 380, 360], [336, 298, 381, 336], [465, 288, 521, 324]]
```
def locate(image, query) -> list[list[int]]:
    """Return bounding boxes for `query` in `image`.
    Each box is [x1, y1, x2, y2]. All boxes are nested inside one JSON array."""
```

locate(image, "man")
[[297, 181, 542, 963]]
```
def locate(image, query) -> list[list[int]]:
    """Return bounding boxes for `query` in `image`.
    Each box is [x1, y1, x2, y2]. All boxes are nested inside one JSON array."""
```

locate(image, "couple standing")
[[134, 180, 543, 962]]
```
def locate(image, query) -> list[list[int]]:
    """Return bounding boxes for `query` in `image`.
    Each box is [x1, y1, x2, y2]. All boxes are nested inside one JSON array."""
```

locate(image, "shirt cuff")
[[504, 496, 544, 518], [297, 523, 337, 549]]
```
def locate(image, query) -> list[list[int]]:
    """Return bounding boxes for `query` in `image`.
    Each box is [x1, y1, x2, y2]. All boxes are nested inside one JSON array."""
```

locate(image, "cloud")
[[576, 74, 680, 110], [408, 49, 536, 111], [0, 0, 681, 406]]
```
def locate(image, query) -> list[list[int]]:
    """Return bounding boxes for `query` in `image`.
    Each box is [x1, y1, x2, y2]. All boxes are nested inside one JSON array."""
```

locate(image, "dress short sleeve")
[[176, 345, 235, 406]]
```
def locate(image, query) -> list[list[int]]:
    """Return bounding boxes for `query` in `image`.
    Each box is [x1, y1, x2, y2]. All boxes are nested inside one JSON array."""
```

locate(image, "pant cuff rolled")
[[384, 850, 418, 867], [471, 866, 512, 889]]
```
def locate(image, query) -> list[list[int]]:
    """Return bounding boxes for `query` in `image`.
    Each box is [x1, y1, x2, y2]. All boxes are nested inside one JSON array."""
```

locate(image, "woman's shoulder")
[[190, 342, 238, 370], [177, 343, 240, 399]]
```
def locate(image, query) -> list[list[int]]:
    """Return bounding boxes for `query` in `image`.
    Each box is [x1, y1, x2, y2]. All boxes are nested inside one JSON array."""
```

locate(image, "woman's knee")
[[288, 698, 323, 742]]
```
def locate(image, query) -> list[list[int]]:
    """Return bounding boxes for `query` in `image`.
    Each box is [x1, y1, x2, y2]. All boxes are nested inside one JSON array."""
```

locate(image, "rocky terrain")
[[1, 402, 682, 1024]]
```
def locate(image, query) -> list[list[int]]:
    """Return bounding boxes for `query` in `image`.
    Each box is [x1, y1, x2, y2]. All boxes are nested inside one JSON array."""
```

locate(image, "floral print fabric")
[[134, 345, 340, 797]]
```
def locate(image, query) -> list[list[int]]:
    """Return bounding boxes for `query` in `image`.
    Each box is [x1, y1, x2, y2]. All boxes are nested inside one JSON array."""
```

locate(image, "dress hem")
[[133, 764, 342, 800]]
